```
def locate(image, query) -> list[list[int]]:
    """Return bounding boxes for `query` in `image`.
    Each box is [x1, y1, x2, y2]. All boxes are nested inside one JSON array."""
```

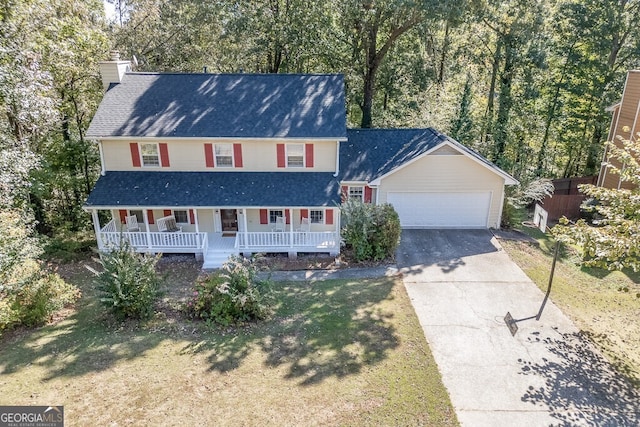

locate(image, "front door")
[[220, 209, 238, 232]]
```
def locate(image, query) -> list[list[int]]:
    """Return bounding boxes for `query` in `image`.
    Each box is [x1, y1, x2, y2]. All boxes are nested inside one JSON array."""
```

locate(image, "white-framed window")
[[173, 210, 188, 224], [129, 209, 144, 223], [349, 186, 364, 201], [140, 143, 160, 167], [269, 209, 283, 224], [215, 143, 233, 167], [287, 144, 304, 167], [310, 209, 324, 224]]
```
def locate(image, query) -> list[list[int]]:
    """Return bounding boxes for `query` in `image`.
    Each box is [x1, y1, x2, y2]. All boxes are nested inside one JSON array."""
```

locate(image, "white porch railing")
[[236, 231, 339, 250], [99, 222, 207, 254]]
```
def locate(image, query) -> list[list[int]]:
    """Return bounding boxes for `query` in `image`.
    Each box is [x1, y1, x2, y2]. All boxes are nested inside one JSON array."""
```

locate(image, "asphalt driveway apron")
[[397, 229, 639, 427]]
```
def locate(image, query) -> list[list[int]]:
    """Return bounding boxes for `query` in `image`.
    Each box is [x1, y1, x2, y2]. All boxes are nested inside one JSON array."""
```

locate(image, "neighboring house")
[[85, 54, 517, 268], [597, 70, 640, 189]]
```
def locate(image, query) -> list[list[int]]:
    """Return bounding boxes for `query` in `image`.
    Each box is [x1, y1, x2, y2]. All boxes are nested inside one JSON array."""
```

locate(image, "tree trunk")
[[483, 37, 502, 145], [494, 36, 515, 167]]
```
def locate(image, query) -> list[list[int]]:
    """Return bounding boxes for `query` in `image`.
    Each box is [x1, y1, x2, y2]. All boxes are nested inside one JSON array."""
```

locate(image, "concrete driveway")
[[397, 229, 639, 427]]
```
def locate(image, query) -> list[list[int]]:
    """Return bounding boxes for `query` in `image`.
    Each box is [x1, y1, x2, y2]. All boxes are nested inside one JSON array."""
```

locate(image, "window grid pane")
[[310, 210, 323, 224], [141, 144, 159, 166], [174, 210, 188, 223], [349, 187, 363, 200], [215, 144, 233, 167], [287, 144, 304, 167], [269, 210, 283, 224]]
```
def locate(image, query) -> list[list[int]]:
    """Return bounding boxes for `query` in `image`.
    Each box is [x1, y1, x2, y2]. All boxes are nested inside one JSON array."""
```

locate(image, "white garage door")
[[387, 192, 491, 228]]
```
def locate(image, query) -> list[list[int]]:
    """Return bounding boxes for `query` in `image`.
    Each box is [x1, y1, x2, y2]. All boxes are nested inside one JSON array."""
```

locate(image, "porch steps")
[[202, 248, 239, 269]]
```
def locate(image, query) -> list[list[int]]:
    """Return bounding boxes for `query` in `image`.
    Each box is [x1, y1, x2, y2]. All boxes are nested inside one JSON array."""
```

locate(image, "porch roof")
[[84, 171, 340, 208]]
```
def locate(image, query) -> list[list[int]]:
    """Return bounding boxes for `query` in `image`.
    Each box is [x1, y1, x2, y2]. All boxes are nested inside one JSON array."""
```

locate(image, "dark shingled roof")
[[340, 128, 515, 183], [85, 171, 340, 208], [86, 73, 347, 139]]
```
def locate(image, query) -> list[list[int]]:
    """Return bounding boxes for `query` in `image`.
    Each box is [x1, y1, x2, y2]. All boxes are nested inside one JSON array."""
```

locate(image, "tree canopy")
[[553, 136, 640, 271], [1, 0, 640, 236]]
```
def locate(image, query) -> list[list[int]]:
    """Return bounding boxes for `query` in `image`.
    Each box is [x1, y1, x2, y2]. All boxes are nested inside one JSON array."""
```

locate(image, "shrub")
[[341, 200, 401, 262], [0, 210, 80, 332], [92, 242, 161, 320], [42, 230, 96, 262], [187, 255, 273, 326]]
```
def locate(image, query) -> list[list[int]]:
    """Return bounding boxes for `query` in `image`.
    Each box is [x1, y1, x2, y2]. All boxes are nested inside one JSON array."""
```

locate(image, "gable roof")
[[86, 73, 347, 139], [340, 128, 517, 185], [84, 171, 340, 208]]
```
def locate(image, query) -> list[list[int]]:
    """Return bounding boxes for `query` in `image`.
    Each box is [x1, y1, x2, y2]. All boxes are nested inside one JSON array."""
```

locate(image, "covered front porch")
[[90, 207, 341, 268]]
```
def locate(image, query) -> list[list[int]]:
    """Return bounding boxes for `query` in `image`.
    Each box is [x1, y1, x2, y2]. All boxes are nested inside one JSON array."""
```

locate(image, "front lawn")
[[0, 260, 457, 426], [500, 229, 640, 386]]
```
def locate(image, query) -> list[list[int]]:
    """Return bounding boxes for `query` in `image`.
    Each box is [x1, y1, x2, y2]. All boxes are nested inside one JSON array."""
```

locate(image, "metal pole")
[[536, 239, 560, 321]]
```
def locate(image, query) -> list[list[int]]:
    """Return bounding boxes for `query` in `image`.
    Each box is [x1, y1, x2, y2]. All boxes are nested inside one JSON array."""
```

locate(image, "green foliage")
[[341, 200, 401, 262], [93, 242, 161, 320], [42, 230, 96, 262], [0, 210, 80, 332], [187, 255, 273, 326], [553, 138, 640, 271]]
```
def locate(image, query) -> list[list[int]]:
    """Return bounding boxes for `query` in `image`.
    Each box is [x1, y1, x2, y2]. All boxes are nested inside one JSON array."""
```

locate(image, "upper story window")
[[215, 144, 233, 167], [349, 186, 364, 201], [141, 143, 160, 167], [287, 144, 304, 167]]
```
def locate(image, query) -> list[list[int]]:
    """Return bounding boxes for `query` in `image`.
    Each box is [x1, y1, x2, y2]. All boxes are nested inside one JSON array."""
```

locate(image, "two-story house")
[[85, 54, 516, 268], [597, 70, 640, 190]]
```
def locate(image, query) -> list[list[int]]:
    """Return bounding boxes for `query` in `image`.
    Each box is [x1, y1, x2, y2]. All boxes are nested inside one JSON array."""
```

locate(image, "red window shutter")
[[233, 143, 243, 167], [305, 143, 314, 168], [164, 209, 172, 217], [364, 186, 372, 203], [159, 143, 170, 167], [341, 185, 348, 202], [300, 209, 308, 220], [277, 144, 285, 168], [189, 209, 195, 224], [130, 143, 141, 167], [204, 144, 214, 167], [147, 210, 155, 224], [326, 209, 334, 225], [119, 209, 127, 224], [285, 210, 290, 224], [259, 209, 268, 224]]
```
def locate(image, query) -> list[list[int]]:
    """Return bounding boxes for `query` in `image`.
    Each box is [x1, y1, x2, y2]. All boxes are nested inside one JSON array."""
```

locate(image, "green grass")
[[502, 227, 640, 386], [0, 262, 457, 426]]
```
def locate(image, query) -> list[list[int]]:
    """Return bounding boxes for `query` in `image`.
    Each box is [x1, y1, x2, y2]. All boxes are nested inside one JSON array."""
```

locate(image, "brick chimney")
[[98, 50, 131, 91]]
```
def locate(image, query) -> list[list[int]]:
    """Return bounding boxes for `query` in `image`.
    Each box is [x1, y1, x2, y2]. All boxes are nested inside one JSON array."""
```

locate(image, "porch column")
[[289, 208, 294, 248], [243, 208, 248, 249], [333, 208, 341, 256], [91, 209, 102, 250], [193, 208, 200, 248], [142, 209, 152, 251]]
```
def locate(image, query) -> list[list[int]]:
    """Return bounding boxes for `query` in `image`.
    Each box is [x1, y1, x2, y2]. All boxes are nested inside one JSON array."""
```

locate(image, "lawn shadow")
[[0, 295, 166, 381], [520, 331, 640, 426], [184, 278, 399, 386], [580, 265, 640, 285]]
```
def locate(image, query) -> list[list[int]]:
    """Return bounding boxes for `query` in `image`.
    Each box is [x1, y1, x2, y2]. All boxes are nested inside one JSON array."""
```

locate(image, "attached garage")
[[340, 129, 518, 230], [387, 192, 491, 228]]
